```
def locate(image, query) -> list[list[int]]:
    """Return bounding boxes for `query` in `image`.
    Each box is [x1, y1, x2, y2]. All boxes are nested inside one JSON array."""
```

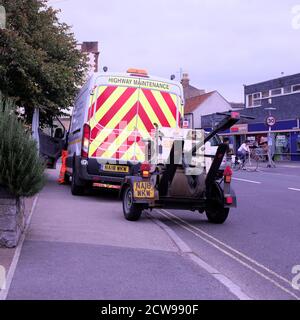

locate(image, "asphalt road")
[[151, 164, 300, 300], [5, 164, 300, 300]]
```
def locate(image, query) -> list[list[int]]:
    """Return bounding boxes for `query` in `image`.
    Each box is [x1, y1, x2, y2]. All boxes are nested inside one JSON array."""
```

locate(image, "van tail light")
[[223, 165, 232, 183], [81, 123, 90, 158], [140, 162, 151, 178]]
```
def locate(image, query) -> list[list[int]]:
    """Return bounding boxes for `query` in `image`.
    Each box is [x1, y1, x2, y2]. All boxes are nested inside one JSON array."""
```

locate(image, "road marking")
[[0, 195, 39, 301], [280, 165, 300, 169], [232, 178, 262, 184], [288, 188, 300, 192], [148, 214, 192, 253], [156, 209, 300, 300], [147, 212, 252, 300]]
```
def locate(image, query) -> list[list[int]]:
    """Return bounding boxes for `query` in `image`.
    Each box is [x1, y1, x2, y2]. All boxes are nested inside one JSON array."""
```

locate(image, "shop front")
[[215, 120, 300, 162]]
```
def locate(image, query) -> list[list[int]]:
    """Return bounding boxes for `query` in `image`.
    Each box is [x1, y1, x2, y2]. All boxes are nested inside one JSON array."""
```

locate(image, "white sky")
[[49, 0, 300, 102]]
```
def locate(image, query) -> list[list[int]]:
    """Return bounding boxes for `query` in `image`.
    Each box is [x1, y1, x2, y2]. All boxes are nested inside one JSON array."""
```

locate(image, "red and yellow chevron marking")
[[88, 85, 180, 161]]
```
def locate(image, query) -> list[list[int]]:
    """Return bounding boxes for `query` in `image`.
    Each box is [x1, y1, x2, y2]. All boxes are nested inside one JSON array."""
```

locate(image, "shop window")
[[275, 133, 291, 161], [297, 134, 300, 152]]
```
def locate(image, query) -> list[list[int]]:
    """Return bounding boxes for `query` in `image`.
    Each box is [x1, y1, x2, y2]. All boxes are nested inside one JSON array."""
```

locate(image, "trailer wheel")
[[122, 186, 142, 221], [205, 183, 229, 224], [206, 206, 229, 224]]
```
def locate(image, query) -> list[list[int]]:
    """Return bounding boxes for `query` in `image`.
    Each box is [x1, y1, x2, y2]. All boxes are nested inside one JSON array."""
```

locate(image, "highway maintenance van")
[[65, 69, 184, 195]]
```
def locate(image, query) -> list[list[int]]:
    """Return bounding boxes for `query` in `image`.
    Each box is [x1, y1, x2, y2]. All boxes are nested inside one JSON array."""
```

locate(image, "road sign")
[[182, 120, 189, 128], [266, 116, 276, 127]]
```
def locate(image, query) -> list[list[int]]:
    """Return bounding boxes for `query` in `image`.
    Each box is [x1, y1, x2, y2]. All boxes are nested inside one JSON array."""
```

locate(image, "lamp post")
[[264, 103, 276, 168]]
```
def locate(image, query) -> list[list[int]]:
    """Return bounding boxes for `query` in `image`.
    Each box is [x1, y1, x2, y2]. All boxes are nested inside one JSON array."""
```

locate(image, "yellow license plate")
[[103, 164, 129, 173], [134, 181, 155, 199]]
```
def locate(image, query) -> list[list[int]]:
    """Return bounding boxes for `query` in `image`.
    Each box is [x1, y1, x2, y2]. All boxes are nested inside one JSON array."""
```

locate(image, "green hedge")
[[0, 108, 45, 197]]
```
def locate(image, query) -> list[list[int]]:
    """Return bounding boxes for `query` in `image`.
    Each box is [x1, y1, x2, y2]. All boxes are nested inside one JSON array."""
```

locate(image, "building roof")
[[183, 85, 205, 100], [184, 91, 216, 114]]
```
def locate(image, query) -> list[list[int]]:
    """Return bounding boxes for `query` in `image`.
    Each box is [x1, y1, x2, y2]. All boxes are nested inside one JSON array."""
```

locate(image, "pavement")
[[0, 161, 300, 300], [1, 169, 236, 300]]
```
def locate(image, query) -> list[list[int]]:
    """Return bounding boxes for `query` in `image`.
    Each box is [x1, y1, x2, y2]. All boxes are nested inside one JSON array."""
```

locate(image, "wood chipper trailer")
[[120, 112, 243, 224]]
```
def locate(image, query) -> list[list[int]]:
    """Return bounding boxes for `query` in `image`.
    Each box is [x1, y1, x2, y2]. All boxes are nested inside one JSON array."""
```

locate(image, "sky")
[[48, 0, 300, 102]]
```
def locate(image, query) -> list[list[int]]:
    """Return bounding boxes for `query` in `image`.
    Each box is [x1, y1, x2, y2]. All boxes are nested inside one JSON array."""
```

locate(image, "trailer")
[[120, 112, 242, 224]]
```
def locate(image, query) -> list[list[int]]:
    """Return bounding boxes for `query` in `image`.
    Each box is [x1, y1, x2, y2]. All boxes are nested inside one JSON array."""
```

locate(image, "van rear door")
[[87, 74, 183, 163]]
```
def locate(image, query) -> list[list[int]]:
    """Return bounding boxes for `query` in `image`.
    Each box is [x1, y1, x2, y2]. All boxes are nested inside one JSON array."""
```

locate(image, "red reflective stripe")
[[160, 92, 177, 119], [142, 89, 172, 127], [99, 87, 137, 127], [90, 88, 137, 140], [137, 103, 155, 132], [91, 102, 138, 157], [94, 86, 118, 114]]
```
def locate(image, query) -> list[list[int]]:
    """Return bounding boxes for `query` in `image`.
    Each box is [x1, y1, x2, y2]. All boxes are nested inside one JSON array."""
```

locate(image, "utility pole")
[[265, 102, 276, 168]]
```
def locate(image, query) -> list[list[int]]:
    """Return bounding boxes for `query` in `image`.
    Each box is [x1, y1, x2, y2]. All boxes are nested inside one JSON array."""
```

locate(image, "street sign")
[[182, 120, 189, 128], [266, 116, 276, 127]]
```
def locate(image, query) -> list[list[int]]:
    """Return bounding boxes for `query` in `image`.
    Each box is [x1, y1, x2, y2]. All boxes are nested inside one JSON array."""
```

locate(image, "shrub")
[[0, 107, 45, 197]]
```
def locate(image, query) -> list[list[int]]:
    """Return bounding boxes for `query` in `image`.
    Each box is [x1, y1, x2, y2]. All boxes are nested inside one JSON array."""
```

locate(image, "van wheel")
[[64, 173, 71, 185], [71, 168, 84, 196], [122, 186, 142, 221]]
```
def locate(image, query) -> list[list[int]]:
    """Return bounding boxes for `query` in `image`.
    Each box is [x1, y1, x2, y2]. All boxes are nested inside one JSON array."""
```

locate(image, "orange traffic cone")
[[58, 150, 68, 184]]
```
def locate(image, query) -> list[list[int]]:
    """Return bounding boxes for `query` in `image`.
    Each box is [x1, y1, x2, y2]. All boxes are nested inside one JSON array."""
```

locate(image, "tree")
[[0, 0, 88, 123], [0, 99, 45, 197]]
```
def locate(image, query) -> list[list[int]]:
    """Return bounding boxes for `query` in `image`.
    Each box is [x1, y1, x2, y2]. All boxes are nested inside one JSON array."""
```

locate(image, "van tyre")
[[64, 172, 71, 185], [122, 186, 142, 221], [71, 168, 85, 196]]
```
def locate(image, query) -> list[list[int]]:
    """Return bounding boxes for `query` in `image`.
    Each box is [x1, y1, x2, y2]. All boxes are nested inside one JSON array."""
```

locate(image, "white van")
[[65, 69, 184, 195]]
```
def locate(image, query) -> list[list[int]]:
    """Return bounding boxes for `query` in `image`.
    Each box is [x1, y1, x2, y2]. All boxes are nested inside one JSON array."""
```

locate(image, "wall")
[[192, 92, 231, 128]]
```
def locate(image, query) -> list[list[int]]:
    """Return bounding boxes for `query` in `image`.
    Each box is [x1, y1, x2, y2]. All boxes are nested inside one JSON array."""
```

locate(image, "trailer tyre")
[[122, 186, 142, 221], [206, 206, 229, 224], [205, 183, 229, 224]]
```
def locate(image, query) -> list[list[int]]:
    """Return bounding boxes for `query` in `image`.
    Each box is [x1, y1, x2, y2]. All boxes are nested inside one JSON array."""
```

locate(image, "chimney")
[[181, 73, 190, 88], [80, 41, 100, 73]]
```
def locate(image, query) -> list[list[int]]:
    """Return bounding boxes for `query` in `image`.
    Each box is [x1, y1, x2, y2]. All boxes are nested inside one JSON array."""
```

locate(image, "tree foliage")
[[0, 98, 45, 197], [0, 0, 88, 122]]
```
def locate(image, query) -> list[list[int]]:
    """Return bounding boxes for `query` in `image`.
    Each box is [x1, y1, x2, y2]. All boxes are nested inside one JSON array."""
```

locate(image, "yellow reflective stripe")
[[100, 117, 137, 159], [151, 90, 177, 127], [90, 86, 128, 130], [88, 89, 139, 156], [136, 116, 152, 139], [122, 143, 144, 162], [171, 94, 181, 118], [138, 90, 162, 127]]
